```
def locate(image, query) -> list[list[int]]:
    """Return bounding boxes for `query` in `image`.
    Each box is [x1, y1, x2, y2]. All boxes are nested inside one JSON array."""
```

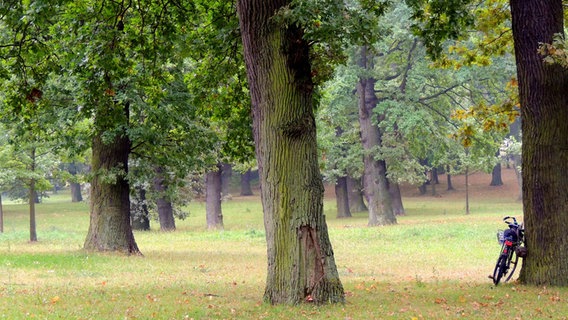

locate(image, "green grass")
[[1, 190, 567, 319]]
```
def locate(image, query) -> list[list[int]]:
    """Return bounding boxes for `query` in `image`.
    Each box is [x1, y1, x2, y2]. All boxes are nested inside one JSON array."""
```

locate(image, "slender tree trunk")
[[238, 0, 344, 304], [206, 164, 224, 229], [0, 194, 3, 233], [511, 0, 568, 286], [465, 167, 470, 215], [154, 167, 176, 232], [84, 131, 140, 254], [29, 178, 37, 242], [335, 176, 351, 218], [240, 169, 254, 196], [446, 166, 455, 191], [28, 147, 37, 242], [357, 46, 396, 226], [347, 176, 367, 213]]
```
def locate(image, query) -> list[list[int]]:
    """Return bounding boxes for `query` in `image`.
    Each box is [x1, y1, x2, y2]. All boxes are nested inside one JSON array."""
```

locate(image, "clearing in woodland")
[[1, 167, 567, 319]]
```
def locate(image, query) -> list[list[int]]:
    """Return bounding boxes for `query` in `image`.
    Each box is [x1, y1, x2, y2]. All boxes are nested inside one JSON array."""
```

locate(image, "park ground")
[[1, 167, 568, 319]]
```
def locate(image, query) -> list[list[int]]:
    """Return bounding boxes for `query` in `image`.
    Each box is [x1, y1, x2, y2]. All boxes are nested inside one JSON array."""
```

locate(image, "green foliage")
[[539, 33, 568, 68], [405, 0, 475, 58], [318, 2, 514, 185]]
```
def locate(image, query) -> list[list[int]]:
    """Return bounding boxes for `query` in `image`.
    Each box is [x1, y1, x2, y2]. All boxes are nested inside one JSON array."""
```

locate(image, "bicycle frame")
[[491, 216, 524, 285]]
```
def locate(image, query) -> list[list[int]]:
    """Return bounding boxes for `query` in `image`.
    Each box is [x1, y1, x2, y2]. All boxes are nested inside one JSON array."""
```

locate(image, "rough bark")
[[510, 118, 523, 200], [84, 132, 140, 254], [358, 46, 396, 226], [240, 169, 254, 196], [154, 167, 176, 232], [346, 176, 367, 213], [206, 164, 224, 229], [511, 0, 568, 286], [335, 176, 352, 218], [237, 0, 344, 304]]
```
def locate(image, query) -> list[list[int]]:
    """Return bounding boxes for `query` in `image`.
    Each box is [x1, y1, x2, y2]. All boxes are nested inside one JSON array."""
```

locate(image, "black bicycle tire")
[[492, 254, 507, 285], [504, 249, 519, 282]]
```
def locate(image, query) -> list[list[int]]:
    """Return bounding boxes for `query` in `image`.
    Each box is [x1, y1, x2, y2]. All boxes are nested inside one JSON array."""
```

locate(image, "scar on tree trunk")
[[299, 225, 325, 301]]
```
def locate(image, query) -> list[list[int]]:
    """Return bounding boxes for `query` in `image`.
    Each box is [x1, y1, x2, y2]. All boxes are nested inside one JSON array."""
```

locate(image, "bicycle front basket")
[[497, 230, 505, 245]]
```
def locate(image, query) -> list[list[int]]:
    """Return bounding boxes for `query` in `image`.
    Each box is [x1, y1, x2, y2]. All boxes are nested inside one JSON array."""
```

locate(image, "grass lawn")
[[0, 170, 567, 319]]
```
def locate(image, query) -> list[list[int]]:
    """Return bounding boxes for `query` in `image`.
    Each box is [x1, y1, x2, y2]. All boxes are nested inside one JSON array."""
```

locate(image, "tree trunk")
[[511, 0, 568, 286], [28, 147, 38, 242], [0, 194, 3, 233], [465, 167, 470, 215], [240, 169, 254, 196], [221, 163, 232, 197], [335, 176, 352, 218], [29, 178, 37, 242], [347, 176, 367, 213], [70, 183, 83, 202], [389, 182, 405, 216], [131, 185, 150, 231], [206, 164, 224, 229], [237, 0, 344, 304], [68, 162, 83, 202], [154, 167, 176, 232], [490, 151, 503, 186], [357, 46, 396, 227], [446, 166, 455, 191], [431, 167, 439, 184], [510, 118, 523, 200], [84, 132, 140, 254]]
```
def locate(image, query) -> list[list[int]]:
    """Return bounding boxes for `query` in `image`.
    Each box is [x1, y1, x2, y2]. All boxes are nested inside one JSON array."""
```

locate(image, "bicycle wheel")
[[492, 254, 508, 285], [504, 249, 519, 282]]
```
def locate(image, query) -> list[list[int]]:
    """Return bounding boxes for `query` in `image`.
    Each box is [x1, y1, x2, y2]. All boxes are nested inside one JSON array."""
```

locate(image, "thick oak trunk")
[[237, 0, 344, 304], [357, 46, 396, 226], [84, 132, 140, 254], [511, 0, 568, 285]]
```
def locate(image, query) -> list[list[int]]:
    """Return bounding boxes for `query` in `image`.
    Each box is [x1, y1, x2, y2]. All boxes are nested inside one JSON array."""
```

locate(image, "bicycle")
[[490, 216, 527, 285]]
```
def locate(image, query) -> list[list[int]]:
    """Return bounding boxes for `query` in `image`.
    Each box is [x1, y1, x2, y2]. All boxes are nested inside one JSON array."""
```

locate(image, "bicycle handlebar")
[[503, 216, 523, 230]]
